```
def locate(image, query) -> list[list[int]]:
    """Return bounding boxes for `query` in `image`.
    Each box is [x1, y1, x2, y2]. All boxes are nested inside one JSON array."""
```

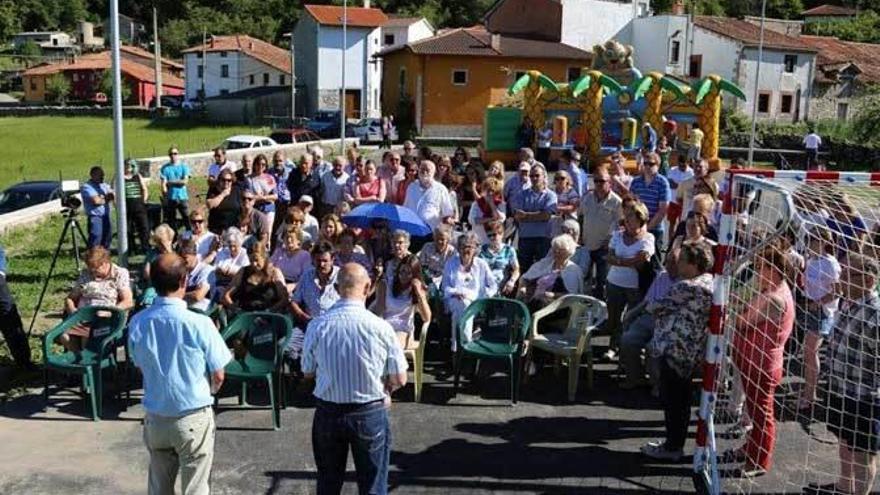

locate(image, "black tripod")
[[27, 208, 88, 336]]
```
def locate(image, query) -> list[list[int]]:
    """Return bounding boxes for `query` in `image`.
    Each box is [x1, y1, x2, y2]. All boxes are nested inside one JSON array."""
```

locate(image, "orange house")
[[379, 25, 591, 137]]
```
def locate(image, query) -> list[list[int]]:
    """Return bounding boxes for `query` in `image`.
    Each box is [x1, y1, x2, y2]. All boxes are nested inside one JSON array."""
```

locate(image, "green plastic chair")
[[189, 304, 228, 332], [218, 311, 292, 430], [452, 298, 531, 405], [528, 294, 608, 401], [42, 306, 127, 420]]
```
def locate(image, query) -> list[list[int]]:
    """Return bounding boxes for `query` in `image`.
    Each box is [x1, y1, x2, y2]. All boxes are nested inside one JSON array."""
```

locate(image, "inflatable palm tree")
[[571, 70, 623, 161], [508, 70, 558, 134], [691, 75, 746, 159], [633, 72, 686, 133]]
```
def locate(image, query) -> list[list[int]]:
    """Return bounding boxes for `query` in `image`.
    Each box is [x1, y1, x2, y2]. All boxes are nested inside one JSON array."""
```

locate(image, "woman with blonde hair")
[[319, 213, 344, 245], [222, 242, 287, 314]]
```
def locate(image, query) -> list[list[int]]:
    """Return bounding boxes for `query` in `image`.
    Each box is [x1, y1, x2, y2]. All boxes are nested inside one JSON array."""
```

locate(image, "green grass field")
[[0, 116, 268, 189]]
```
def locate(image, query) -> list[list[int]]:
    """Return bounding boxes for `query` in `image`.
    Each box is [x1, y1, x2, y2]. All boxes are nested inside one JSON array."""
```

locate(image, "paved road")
[[0, 335, 845, 494]]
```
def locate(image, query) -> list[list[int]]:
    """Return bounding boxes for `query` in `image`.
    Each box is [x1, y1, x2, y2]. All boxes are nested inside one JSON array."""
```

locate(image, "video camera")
[[60, 180, 82, 211]]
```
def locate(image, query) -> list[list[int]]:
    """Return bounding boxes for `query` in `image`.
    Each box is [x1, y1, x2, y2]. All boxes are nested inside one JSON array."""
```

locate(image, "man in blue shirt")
[[511, 163, 558, 272], [303, 263, 407, 495], [558, 149, 588, 197], [629, 152, 671, 253], [159, 146, 191, 232], [642, 123, 658, 153], [0, 246, 33, 369], [129, 253, 231, 495], [81, 166, 114, 249]]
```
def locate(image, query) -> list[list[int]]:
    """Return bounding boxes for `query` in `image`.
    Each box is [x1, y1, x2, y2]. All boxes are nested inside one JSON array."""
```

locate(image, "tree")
[[45, 73, 71, 104], [851, 89, 880, 145], [99, 69, 132, 103], [0, 0, 21, 43], [15, 40, 42, 68]]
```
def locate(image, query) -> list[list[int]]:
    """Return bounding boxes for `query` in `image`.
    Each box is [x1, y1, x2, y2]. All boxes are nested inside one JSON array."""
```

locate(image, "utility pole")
[[109, 0, 128, 266], [289, 32, 296, 123], [152, 6, 162, 110], [340, 0, 347, 153], [747, 0, 767, 167], [201, 28, 207, 103]]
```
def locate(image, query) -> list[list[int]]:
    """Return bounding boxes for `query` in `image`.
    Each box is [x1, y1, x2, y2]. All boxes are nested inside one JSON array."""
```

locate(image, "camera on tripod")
[[59, 180, 82, 213]]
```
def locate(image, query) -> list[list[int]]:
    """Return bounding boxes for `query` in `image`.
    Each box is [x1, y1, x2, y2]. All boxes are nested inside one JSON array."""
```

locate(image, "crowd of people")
[[31, 137, 880, 495]]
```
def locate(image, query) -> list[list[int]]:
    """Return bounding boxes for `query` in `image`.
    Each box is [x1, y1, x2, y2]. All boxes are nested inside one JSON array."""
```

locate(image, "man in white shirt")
[[404, 160, 456, 230], [803, 130, 822, 170], [319, 157, 349, 217], [311, 146, 332, 177], [206, 147, 238, 188]]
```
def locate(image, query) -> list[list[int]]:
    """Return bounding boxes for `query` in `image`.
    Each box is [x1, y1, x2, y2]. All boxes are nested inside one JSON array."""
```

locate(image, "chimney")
[[491, 32, 501, 51], [671, 0, 685, 15], [364, 0, 371, 8]]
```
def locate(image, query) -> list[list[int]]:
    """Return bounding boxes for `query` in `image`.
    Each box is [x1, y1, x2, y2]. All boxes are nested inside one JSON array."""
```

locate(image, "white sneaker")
[[640, 441, 683, 462]]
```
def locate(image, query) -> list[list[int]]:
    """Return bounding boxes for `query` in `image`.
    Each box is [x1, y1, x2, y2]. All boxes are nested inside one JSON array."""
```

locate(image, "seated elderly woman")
[[478, 220, 520, 297], [641, 241, 714, 462], [286, 241, 341, 361], [381, 229, 413, 283], [671, 211, 718, 256], [270, 226, 311, 292], [61, 246, 134, 351], [418, 225, 457, 291], [518, 234, 584, 308], [374, 254, 432, 349], [442, 232, 498, 351], [221, 242, 288, 314], [214, 227, 250, 295]]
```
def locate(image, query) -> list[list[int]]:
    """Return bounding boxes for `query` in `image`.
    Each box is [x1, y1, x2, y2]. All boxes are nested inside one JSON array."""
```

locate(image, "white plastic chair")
[[403, 321, 431, 402]]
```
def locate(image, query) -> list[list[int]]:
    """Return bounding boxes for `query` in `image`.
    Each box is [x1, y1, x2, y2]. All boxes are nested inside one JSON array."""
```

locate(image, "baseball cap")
[[298, 195, 314, 205]]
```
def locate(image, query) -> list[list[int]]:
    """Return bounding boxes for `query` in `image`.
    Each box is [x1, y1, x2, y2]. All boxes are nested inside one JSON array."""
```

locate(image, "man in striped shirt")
[[629, 153, 671, 253], [302, 263, 408, 495]]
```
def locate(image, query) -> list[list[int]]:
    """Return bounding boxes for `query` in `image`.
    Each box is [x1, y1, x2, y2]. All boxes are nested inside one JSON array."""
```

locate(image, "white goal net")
[[699, 170, 880, 495]]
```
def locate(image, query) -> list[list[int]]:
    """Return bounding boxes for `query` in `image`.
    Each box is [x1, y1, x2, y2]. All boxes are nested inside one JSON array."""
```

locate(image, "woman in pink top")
[[353, 159, 386, 205], [731, 242, 796, 476]]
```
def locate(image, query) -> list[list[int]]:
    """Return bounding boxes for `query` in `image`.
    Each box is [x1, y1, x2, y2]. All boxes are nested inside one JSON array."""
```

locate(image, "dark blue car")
[[0, 181, 63, 215]]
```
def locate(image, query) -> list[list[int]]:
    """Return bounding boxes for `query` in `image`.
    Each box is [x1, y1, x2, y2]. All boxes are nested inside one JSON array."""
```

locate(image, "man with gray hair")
[[404, 160, 456, 230], [311, 146, 332, 177], [511, 162, 557, 272], [303, 263, 407, 495]]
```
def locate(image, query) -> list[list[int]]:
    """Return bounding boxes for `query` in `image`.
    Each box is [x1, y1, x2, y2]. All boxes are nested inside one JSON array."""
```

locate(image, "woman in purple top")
[[270, 227, 311, 293]]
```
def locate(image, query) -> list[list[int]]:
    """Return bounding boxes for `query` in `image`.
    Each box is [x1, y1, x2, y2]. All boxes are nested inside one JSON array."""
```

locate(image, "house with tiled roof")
[[803, 4, 858, 25], [181, 34, 292, 102], [22, 49, 184, 106], [294, 4, 414, 119], [798, 35, 880, 120], [382, 16, 434, 51], [378, 24, 592, 137]]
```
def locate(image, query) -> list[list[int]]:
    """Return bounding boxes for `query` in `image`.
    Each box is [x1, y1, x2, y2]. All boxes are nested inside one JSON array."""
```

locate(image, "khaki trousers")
[[143, 407, 215, 495]]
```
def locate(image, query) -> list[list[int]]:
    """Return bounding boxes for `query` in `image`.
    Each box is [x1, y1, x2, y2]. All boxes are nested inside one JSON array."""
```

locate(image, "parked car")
[[221, 135, 279, 150], [353, 118, 398, 144], [269, 128, 322, 145], [0, 181, 63, 215], [306, 110, 342, 136]]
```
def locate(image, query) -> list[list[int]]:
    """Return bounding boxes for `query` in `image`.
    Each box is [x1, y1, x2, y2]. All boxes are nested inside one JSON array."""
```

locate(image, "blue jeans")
[[87, 214, 112, 249], [517, 237, 550, 274], [312, 399, 390, 495], [605, 283, 643, 350], [649, 227, 665, 256], [620, 312, 658, 383], [587, 246, 609, 300]]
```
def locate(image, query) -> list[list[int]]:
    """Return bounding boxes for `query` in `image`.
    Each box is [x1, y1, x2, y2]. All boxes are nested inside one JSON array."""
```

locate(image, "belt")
[[146, 405, 211, 420], [315, 398, 384, 414]]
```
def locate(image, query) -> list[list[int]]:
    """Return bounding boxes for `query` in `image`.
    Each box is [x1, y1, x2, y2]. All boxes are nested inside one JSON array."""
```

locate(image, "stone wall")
[[810, 82, 873, 122], [0, 106, 154, 118], [421, 124, 483, 138]]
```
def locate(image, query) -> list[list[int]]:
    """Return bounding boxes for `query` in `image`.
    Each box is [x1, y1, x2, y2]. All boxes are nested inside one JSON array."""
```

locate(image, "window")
[[221, 64, 229, 78], [688, 55, 702, 78], [780, 93, 793, 114], [196, 52, 202, 59], [197, 65, 203, 78], [837, 102, 849, 120], [30, 79, 36, 91], [249, 74, 254, 85], [784, 54, 797, 73], [72, 73, 78, 82], [670, 40, 681, 65], [452, 69, 468, 86], [263, 73, 269, 85], [757, 92, 771, 113], [220, 89, 229, 95], [567, 67, 582, 82], [384, 34, 395, 45], [280, 75, 285, 85], [220, 51, 227, 58]]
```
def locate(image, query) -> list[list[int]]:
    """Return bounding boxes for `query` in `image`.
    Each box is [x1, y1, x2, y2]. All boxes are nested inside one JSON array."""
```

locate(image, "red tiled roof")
[[380, 25, 591, 60], [181, 35, 291, 74], [695, 16, 818, 52], [799, 35, 880, 83], [120, 45, 184, 69], [802, 4, 858, 16], [23, 52, 185, 88], [304, 5, 388, 28]]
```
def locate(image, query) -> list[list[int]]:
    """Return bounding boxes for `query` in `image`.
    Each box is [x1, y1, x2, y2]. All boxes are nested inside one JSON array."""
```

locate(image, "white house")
[[293, 4, 390, 119], [628, 15, 817, 122], [181, 34, 292, 101], [12, 31, 75, 50], [381, 16, 434, 51]]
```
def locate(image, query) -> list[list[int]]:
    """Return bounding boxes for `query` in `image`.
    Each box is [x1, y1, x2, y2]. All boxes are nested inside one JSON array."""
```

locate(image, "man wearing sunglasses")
[[511, 163, 557, 272], [159, 146, 191, 232], [579, 163, 622, 299], [629, 152, 671, 254]]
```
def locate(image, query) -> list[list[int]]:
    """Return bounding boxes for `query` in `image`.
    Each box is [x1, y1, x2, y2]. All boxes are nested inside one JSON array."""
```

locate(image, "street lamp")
[[109, 0, 128, 266], [747, 0, 768, 166], [340, 0, 347, 154]]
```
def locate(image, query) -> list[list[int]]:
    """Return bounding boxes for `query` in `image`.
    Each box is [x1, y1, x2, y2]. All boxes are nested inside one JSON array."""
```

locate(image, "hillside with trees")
[[0, 0, 877, 56]]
